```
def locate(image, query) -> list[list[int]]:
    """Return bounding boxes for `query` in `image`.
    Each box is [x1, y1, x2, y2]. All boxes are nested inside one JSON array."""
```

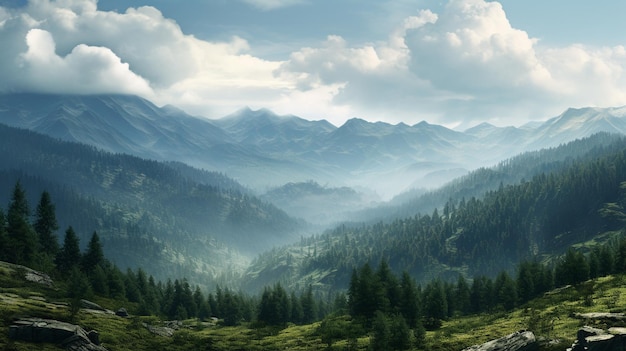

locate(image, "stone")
[[573, 313, 626, 322], [80, 299, 106, 312], [608, 327, 626, 335], [115, 307, 129, 317], [578, 326, 607, 340], [569, 325, 626, 351], [462, 330, 538, 351], [87, 330, 100, 345], [8, 317, 108, 351]]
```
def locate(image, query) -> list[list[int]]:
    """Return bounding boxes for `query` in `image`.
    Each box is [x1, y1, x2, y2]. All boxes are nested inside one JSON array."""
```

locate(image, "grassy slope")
[[2, 262, 626, 351]]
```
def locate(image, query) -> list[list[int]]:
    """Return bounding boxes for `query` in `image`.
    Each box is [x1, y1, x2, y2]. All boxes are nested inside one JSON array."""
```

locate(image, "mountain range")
[[3, 93, 626, 203], [3, 93, 626, 291]]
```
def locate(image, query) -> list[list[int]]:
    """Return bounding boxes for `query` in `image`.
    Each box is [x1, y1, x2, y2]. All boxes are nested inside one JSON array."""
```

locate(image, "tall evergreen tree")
[[0, 208, 8, 261], [377, 259, 400, 314], [56, 226, 81, 272], [301, 284, 317, 324], [423, 279, 448, 326], [555, 248, 590, 286], [33, 191, 59, 257], [82, 232, 104, 273], [455, 275, 472, 315], [389, 315, 411, 351], [67, 266, 92, 320], [494, 271, 517, 310], [399, 271, 420, 328], [6, 181, 38, 265], [290, 291, 304, 324], [370, 311, 391, 351]]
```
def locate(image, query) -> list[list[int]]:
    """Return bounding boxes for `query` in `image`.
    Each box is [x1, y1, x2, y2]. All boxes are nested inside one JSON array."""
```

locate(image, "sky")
[[0, 0, 625, 129]]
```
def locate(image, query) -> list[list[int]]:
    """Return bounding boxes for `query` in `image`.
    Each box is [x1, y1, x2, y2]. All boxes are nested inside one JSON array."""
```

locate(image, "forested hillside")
[[358, 133, 625, 222], [243, 135, 626, 292], [0, 123, 304, 287]]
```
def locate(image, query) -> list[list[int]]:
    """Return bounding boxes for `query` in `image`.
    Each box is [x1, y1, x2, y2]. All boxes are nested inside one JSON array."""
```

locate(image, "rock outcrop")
[[0, 261, 54, 287], [568, 326, 626, 351], [9, 318, 108, 351], [573, 313, 626, 322], [462, 330, 538, 351]]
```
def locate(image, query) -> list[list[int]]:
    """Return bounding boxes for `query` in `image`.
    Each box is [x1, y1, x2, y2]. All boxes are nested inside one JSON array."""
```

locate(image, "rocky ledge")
[[9, 318, 108, 351], [568, 325, 626, 351], [462, 330, 538, 351]]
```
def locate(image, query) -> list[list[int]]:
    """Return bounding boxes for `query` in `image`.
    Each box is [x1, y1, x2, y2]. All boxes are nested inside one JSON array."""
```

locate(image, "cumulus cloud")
[[15, 28, 152, 95], [0, 0, 290, 117], [277, 0, 626, 126], [0, 0, 625, 126], [241, 0, 305, 11]]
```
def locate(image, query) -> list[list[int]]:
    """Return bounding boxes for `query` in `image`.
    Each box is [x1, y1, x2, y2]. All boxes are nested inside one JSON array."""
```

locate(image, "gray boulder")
[[462, 330, 538, 351], [569, 326, 626, 351], [9, 318, 107, 351], [115, 307, 129, 317]]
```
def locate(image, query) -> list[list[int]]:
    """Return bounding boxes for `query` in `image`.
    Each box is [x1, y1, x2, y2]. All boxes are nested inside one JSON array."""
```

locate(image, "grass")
[[4, 264, 626, 351]]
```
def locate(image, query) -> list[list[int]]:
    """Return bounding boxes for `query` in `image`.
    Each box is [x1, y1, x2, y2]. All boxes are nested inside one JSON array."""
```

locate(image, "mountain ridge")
[[2, 93, 626, 199]]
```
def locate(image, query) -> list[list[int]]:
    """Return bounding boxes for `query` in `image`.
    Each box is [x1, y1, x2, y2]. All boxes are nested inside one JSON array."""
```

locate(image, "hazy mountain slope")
[[0, 123, 304, 285], [260, 181, 380, 226], [352, 133, 625, 223], [241, 135, 626, 293], [3, 93, 626, 199]]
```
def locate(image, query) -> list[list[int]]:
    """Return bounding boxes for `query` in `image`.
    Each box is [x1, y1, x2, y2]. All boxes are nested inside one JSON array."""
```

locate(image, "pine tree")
[[67, 266, 92, 320], [399, 271, 420, 328], [33, 191, 59, 258], [56, 226, 81, 272], [195, 286, 211, 320], [455, 275, 471, 315], [494, 271, 517, 310], [555, 248, 590, 286], [6, 181, 38, 265], [377, 259, 400, 314], [301, 284, 317, 324], [370, 311, 390, 351], [290, 291, 303, 324], [423, 279, 447, 327], [0, 208, 8, 261], [389, 315, 411, 351], [82, 232, 104, 274]]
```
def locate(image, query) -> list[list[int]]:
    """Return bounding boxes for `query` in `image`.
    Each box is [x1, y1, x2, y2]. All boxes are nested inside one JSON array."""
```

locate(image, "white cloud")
[[0, 0, 625, 127], [241, 0, 306, 11], [11, 28, 152, 95], [0, 0, 291, 117], [276, 0, 626, 126]]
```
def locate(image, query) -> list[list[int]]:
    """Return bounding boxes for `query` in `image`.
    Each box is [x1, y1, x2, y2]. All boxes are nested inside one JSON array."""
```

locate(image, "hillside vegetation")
[[4, 255, 626, 351], [243, 135, 626, 292], [0, 123, 304, 287]]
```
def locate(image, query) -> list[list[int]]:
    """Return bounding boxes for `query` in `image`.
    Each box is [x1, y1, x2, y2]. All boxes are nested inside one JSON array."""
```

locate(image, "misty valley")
[[3, 94, 626, 351]]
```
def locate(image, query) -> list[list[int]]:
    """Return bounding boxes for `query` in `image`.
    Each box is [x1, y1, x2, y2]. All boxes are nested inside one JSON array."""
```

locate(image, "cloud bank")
[[0, 0, 625, 127]]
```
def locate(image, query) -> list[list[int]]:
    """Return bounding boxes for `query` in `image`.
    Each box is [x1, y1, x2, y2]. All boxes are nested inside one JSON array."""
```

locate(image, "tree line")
[[332, 234, 626, 351], [0, 181, 336, 326]]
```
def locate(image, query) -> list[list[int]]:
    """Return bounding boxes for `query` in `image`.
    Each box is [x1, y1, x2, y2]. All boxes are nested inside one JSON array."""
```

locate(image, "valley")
[[2, 93, 626, 350]]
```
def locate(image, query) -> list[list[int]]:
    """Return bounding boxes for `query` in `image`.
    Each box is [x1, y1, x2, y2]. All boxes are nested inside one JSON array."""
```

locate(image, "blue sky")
[[1, 0, 625, 128]]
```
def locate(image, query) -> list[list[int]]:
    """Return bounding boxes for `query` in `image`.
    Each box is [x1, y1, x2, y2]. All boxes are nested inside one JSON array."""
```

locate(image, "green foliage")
[[258, 283, 290, 326], [33, 190, 59, 258], [370, 311, 390, 351], [6, 181, 39, 266], [82, 231, 104, 274], [555, 248, 590, 286], [56, 226, 81, 272], [245, 135, 626, 294], [67, 266, 92, 320]]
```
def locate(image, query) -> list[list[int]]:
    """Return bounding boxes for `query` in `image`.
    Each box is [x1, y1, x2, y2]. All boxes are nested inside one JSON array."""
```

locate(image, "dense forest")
[[243, 134, 626, 292], [0, 182, 339, 327], [2, 179, 620, 348], [0, 123, 306, 288]]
